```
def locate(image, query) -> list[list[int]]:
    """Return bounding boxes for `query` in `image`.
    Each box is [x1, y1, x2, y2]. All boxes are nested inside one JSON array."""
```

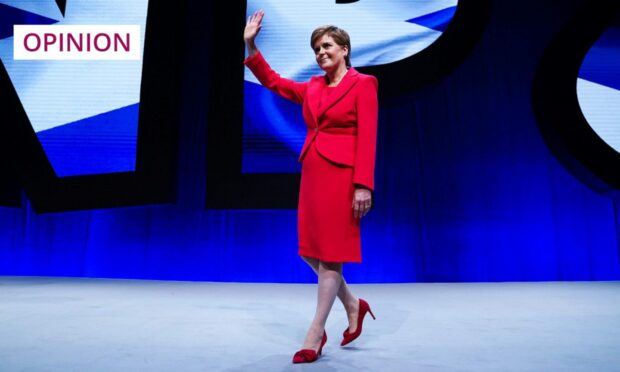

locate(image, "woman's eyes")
[[314, 43, 332, 53]]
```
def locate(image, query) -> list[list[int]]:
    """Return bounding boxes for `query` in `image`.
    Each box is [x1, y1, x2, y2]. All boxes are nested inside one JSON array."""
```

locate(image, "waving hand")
[[244, 10, 264, 56]]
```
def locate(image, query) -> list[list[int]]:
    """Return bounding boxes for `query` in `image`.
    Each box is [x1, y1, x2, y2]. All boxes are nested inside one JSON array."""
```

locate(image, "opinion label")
[[13, 25, 141, 60]]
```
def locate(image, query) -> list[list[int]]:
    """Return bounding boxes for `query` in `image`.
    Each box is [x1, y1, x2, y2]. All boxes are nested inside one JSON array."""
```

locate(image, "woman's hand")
[[352, 187, 372, 219], [244, 10, 264, 56]]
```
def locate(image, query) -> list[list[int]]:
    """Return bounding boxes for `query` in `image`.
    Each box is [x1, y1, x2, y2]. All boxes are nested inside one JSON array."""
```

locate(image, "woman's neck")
[[326, 64, 349, 86]]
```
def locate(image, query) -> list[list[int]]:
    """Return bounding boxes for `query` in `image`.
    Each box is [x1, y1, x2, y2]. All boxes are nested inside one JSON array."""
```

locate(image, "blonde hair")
[[310, 25, 351, 68]]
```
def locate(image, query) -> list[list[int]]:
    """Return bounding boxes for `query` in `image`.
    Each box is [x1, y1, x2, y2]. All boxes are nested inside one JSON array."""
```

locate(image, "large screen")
[[0, 0, 148, 177], [242, 0, 458, 173]]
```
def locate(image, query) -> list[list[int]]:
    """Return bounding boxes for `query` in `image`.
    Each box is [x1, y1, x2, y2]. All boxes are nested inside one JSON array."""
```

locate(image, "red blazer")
[[244, 51, 378, 191]]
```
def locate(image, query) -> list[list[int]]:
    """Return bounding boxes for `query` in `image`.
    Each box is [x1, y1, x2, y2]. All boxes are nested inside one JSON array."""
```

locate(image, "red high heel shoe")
[[341, 298, 375, 346], [292, 331, 327, 364]]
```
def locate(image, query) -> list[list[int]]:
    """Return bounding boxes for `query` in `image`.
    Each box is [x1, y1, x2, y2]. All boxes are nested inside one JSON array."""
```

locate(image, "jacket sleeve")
[[352, 75, 379, 191], [243, 51, 307, 104]]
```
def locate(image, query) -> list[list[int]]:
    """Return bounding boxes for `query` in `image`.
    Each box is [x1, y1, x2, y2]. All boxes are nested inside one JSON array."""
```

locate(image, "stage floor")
[[1, 277, 619, 371]]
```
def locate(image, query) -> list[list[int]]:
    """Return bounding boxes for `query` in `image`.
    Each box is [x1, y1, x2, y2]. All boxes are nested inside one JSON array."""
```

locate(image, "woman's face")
[[313, 34, 348, 72]]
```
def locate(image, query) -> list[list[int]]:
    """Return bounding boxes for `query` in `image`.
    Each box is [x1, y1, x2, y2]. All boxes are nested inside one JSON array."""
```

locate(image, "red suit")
[[244, 51, 378, 263]]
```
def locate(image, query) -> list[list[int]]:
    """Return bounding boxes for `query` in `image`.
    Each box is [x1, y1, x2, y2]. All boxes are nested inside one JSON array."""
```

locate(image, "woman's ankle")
[[344, 297, 359, 314]]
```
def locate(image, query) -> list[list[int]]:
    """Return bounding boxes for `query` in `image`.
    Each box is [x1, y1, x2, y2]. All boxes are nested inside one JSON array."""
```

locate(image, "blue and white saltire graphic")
[[577, 21, 620, 153], [0, 0, 63, 21], [0, 0, 148, 176], [243, 0, 458, 173], [245, 0, 457, 83]]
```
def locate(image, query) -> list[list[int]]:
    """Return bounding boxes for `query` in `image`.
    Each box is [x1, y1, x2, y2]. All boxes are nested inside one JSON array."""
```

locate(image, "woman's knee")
[[318, 260, 342, 274]]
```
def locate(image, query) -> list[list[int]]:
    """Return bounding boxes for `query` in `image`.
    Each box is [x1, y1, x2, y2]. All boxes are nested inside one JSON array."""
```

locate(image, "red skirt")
[[298, 142, 361, 263]]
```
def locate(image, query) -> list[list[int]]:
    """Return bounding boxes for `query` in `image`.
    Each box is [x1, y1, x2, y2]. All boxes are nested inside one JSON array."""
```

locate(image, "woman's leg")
[[302, 256, 360, 332], [301, 260, 343, 349]]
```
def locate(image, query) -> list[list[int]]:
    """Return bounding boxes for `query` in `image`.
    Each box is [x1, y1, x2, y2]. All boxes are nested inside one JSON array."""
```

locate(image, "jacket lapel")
[[307, 68, 360, 126], [307, 76, 323, 126]]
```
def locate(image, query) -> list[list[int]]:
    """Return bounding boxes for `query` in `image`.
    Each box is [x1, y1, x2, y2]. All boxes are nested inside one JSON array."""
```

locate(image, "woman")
[[243, 10, 378, 364]]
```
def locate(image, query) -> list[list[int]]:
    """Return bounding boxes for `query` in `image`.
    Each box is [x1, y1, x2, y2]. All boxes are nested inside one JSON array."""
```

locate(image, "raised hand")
[[244, 10, 264, 47]]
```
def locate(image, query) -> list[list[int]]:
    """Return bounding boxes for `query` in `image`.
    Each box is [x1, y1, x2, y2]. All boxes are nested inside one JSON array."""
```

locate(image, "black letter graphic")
[[533, 1, 620, 193], [0, 0, 183, 212]]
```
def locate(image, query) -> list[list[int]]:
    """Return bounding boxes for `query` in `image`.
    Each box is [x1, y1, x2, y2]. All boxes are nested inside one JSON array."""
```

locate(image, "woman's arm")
[[244, 52, 307, 104], [351, 75, 379, 218], [243, 10, 307, 104], [353, 75, 379, 191]]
